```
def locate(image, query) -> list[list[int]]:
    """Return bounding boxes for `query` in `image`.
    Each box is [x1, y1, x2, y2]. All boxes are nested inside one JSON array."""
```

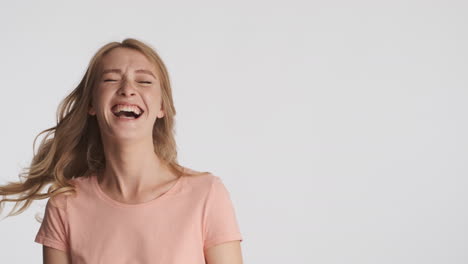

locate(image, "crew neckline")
[[91, 173, 184, 208]]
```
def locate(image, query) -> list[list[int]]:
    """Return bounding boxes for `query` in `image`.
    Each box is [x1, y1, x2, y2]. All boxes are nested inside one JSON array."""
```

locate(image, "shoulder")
[[48, 192, 68, 211], [48, 176, 91, 207], [46, 177, 83, 210], [69, 175, 91, 185], [181, 167, 224, 194]]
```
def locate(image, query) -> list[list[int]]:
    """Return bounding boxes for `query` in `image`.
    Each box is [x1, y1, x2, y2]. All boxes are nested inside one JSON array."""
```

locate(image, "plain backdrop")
[[0, 0, 467, 263]]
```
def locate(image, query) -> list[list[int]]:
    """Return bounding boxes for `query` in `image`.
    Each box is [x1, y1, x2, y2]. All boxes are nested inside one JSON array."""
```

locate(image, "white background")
[[0, 0, 467, 263]]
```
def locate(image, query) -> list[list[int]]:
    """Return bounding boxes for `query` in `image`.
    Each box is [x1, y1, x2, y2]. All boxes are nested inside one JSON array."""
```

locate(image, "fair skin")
[[43, 47, 243, 263]]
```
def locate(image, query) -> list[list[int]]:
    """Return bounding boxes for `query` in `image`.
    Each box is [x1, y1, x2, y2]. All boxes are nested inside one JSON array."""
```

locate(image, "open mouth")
[[111, 104, 144, 120]]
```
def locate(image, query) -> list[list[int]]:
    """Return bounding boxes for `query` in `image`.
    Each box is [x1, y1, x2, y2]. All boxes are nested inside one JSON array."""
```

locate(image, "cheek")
[[145, 91, 162, 105], [93, 87, 113, 102]]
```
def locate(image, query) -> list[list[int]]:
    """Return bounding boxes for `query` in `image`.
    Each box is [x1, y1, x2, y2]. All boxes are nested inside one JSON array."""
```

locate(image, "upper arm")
[[43, 245, 70, 264], [204, 240, 243, 264], [35, 195, 70, 263], [203, 176, 243, 250]]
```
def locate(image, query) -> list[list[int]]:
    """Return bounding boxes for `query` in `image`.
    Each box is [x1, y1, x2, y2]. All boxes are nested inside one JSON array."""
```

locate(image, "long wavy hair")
[[0, 38, 206, 221]]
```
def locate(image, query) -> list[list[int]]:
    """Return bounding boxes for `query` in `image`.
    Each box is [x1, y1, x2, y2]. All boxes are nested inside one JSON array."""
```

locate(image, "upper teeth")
[[112, 104, 142, 115]]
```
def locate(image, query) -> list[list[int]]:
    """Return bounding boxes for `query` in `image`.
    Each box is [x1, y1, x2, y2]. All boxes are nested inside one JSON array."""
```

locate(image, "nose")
[[118, 79, 136, 96]]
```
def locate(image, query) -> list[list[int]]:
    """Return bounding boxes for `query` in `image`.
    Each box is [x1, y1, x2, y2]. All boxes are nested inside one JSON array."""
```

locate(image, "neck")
[[98, 135, 173, 200]]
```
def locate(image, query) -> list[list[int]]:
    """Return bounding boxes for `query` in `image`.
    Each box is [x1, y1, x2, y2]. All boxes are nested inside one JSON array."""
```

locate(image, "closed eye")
[[103, 79, 151, 84]]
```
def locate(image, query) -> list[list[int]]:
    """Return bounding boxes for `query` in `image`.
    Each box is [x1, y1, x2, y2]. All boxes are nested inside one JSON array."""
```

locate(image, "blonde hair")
[[0, 38, 206, 221]]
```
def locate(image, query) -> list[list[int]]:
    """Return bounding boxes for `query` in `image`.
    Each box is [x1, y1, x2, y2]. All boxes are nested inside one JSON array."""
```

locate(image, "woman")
[[0, 38, 244, 263]]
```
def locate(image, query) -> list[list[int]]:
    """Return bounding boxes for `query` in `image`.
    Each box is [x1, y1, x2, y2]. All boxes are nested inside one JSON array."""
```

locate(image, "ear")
[[88, 104, 96, 116], [157, 102, 165, 118], [157, 109, 165, 118]]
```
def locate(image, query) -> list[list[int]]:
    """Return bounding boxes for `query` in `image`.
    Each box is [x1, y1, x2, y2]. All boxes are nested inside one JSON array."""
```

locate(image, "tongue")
[[115, 112, 136, 119], [118, 115, 136, 119]]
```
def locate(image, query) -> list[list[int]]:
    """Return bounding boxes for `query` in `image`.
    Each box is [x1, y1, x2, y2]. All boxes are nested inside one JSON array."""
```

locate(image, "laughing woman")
[[0, 38, 244, 264]]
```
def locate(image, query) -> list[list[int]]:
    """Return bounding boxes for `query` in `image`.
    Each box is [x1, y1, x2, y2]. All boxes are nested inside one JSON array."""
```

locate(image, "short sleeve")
[[203, 175, 243, 250], [34, 195, 69, 252]]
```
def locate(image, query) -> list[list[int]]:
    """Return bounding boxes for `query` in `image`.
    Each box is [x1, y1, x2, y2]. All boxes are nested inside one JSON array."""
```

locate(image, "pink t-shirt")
[[34, 171, 243, 263]]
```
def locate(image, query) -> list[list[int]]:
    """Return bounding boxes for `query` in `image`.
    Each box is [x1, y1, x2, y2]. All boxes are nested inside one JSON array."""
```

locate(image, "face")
[[88, 47, 164, 141]]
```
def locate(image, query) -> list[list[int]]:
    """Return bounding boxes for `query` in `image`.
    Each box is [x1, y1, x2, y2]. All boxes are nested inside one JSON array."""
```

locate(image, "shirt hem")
[[35, 235, 68, 252], [204, 232, 243, 250]]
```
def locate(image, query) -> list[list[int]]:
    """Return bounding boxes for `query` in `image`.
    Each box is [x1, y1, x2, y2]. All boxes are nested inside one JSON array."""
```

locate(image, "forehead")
[[99, 47, 157, 73]]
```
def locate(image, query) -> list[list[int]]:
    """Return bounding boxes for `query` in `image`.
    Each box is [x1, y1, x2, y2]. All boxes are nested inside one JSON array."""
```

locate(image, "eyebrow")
[[101, 68, 157, 79]]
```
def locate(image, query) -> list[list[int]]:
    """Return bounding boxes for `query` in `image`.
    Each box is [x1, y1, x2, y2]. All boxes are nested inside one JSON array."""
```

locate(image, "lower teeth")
[[116, 115, 136, 119]]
